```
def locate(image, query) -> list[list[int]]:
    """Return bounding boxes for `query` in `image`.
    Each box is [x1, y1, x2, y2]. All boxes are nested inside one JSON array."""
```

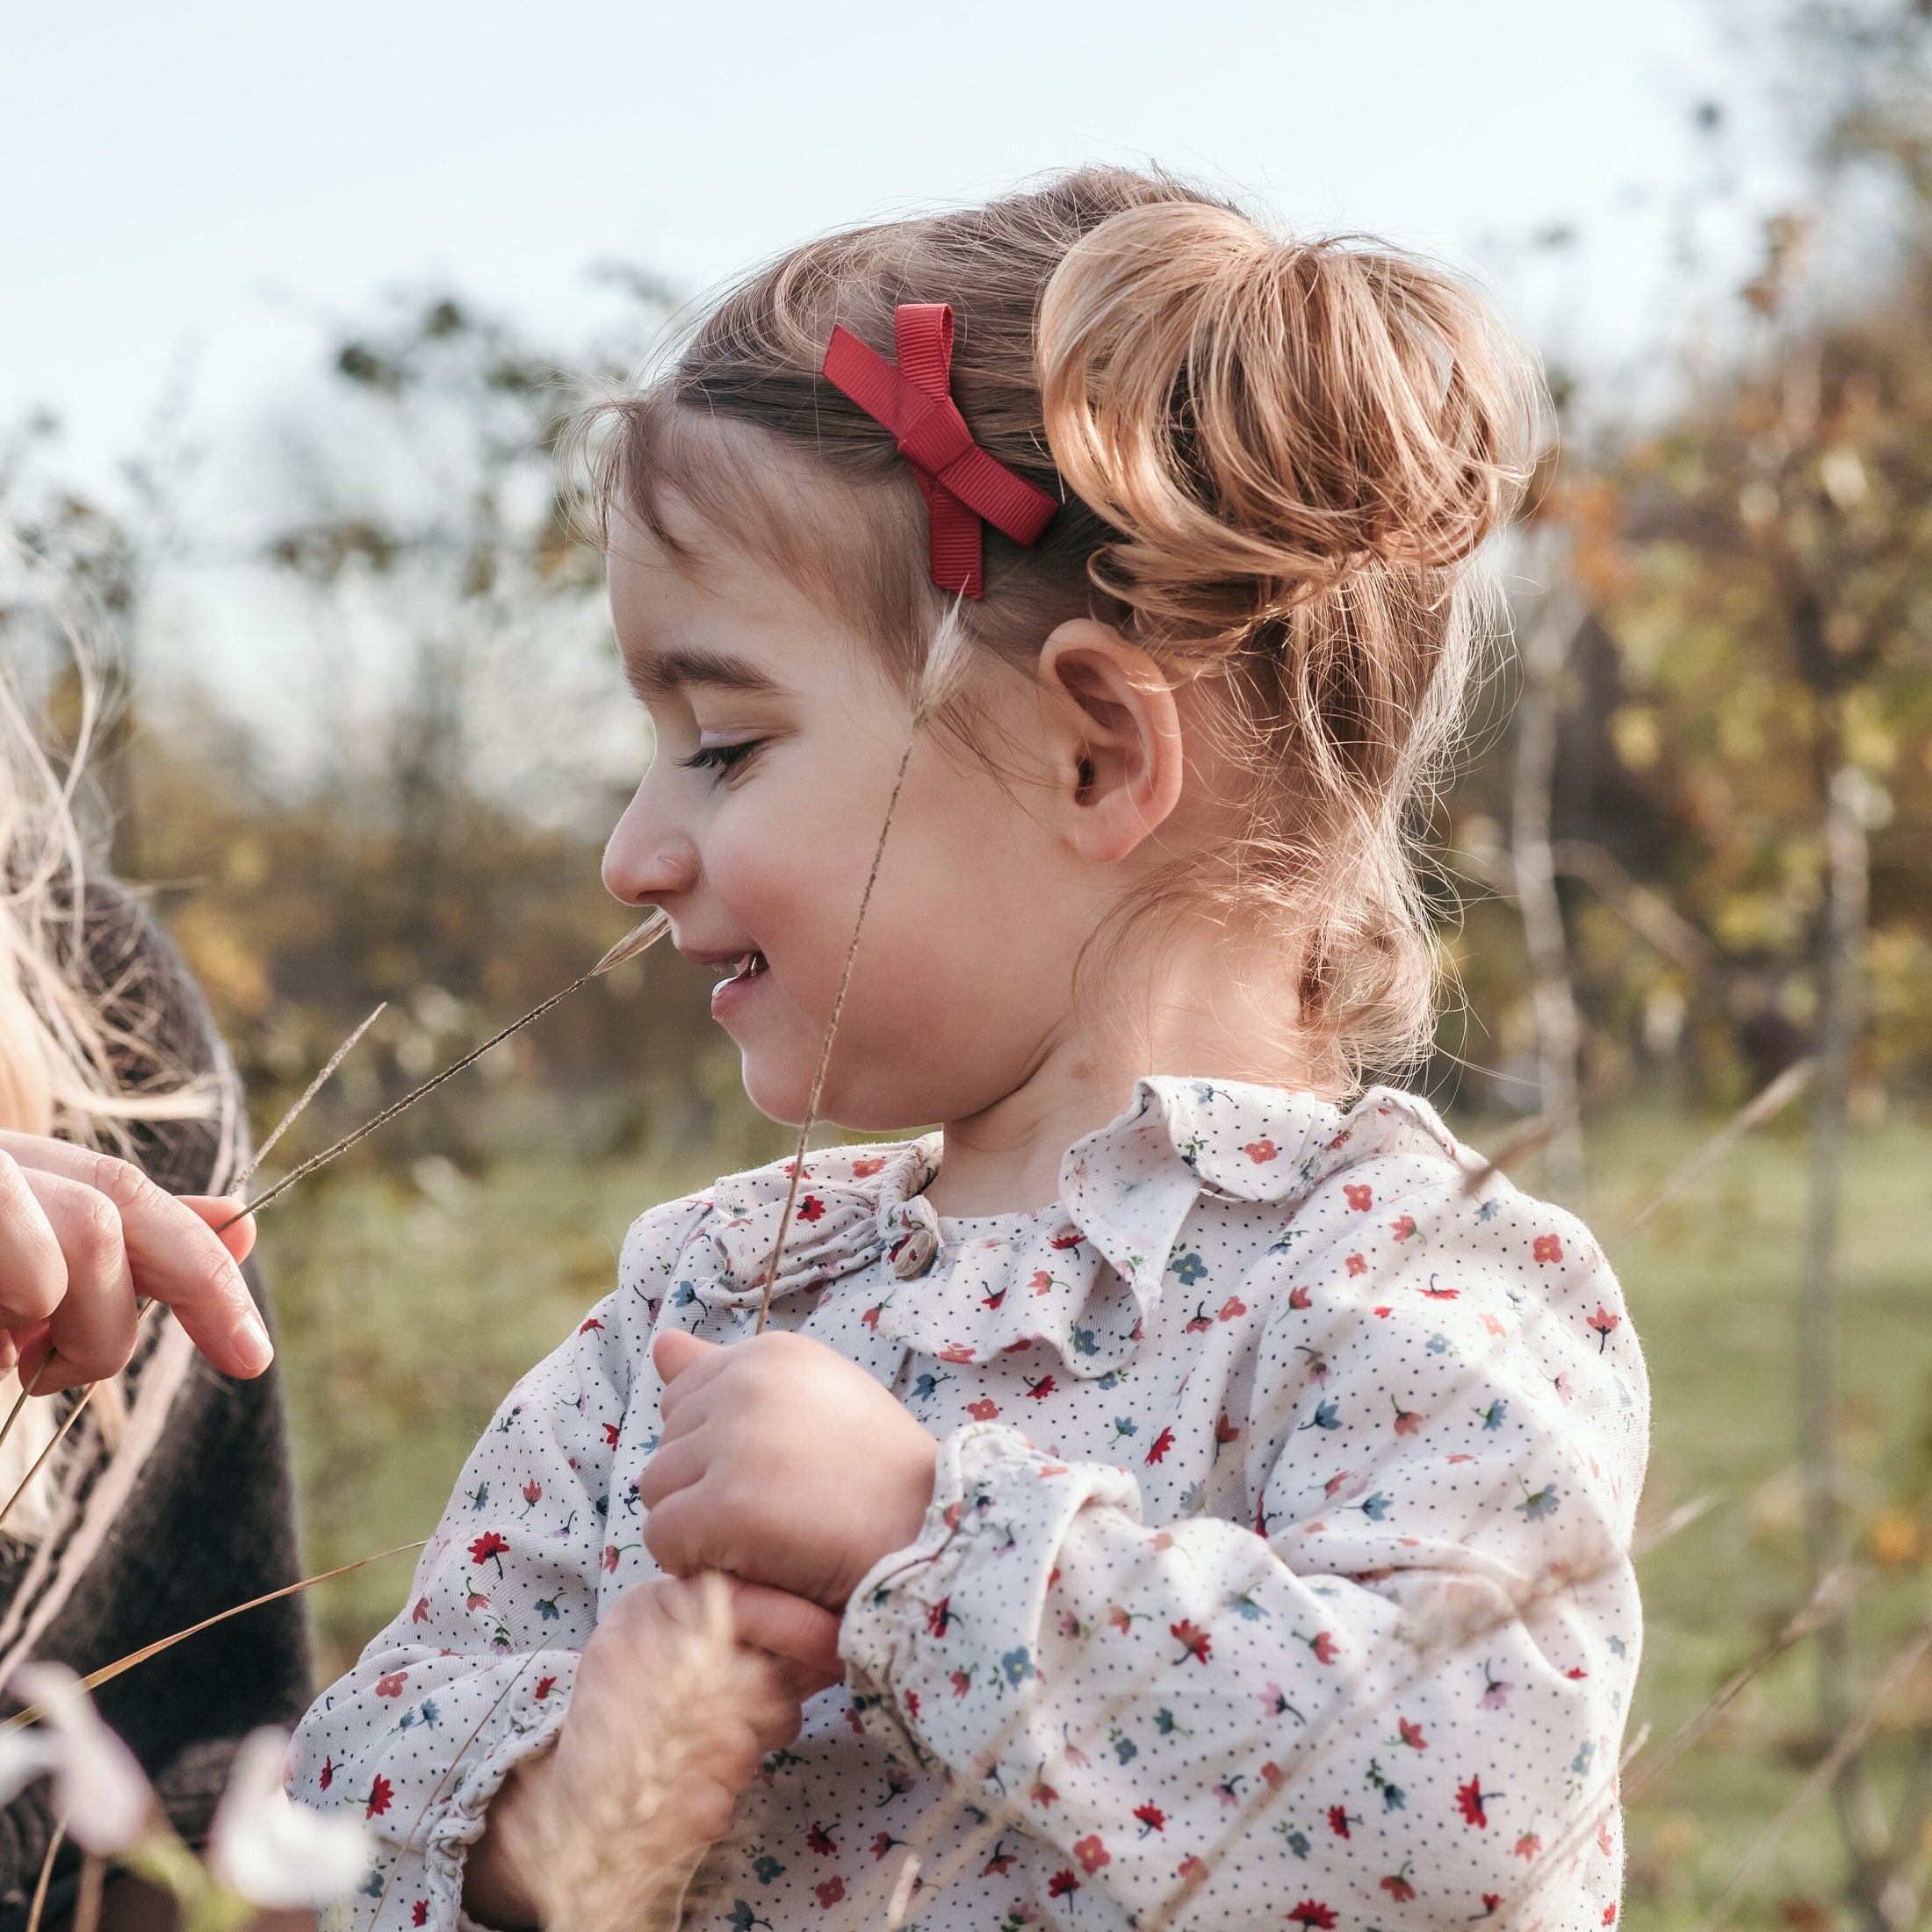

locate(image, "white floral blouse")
[[292, 1078, 1648, 1932]]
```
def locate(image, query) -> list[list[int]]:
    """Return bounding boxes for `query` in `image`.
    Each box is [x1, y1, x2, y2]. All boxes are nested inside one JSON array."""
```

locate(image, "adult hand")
[[0, 1131, 268, 1392], [640, 1330, 939, 1612]]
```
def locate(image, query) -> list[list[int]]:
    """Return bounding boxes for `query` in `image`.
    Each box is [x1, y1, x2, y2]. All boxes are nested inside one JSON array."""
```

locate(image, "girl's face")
[[602, 511, 1116, 1133]]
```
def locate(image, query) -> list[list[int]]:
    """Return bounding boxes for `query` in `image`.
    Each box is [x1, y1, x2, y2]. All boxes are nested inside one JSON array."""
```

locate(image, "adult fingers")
[[0, 1135, 270, 1379], [0, 1153, 67, 1329], [178, 1198, 256, 1265], [17, 1170, 138, 1389], [730, 1582, 845, 1693]]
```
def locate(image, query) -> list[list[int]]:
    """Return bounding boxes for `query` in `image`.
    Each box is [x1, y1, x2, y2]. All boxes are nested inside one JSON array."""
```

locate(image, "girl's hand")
[[0, 1131, 268, 1392], [640, 1330, 940, 1611], [464, 1575, 841, 1928]]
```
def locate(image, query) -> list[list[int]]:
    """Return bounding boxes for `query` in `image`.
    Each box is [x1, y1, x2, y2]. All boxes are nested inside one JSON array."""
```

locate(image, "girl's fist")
[[640, 1329, 939, 1611]]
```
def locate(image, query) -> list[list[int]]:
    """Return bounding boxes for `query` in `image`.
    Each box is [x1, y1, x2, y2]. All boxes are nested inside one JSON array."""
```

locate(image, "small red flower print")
[[861, 1303, 884, 1332], [1456, 1775, 1496, 1827], [1345, 1252, 1367, 1276], [465, 1590, 489, 1611], [1051, 1228, 1085, 1251], [1513, 1831, 1541, 1861], [1533, 1231, 1564, 1263], [366, 1775, 393, 1819], [469, 1531, 508, 1575], [806, 1823, 837, 1855], [949, 1669, 972, 1696], [534, 1676, 557, 1700], [1287, 1902, 1337, 1930], [1217, 1295, 1246, 1321], [905, 1690, 920, 1719], [814, 1878, 845, 1907], [1025, 1374, 1056, 1400], [319, 1755, 334, 1791], [374, 1670, 408, 1698], [1288, 1283, 1312, 1309], [1244, 1138, 1279, 1164], [1396, 1716, 1427, 1749], [1390, 1214, 1417, 1240], [1588, 1304, 1621, 1352], [852, 1155, 886, 1178], [1482, 1896, 1503, 1916], [1145, 1426, 1175, 1464], [413, 1904, 429, 1928], [1135, 1803, 1165, 1835], [602, 1423, 621, 1447], [1048, 1871, 1081, 1900], [1565, 1666, 1589, 1680], [1171, 1619, 1212, 1664], [1177, 1855, 1208, 1885], [967, 1398, 999, 1421], [981, 1287, 1006, 1310], [1482, 1312, 1507, 1336], [925, 1597, 954, 1637], [1030, 1778, 1059, 1806], [411, 1597, 429, 1625], [797, 1195, 826, 1223], [522, 1478, 542, 1506], [1598, 1820, 1615, 1856], [1380, 1865, 1417, 1905], [1215, 1411, 1241, 1445], [940, 1343, 975, 1364], [1073, 1835, 1110, 1874], [1420, 1276, 1459, 1299], [601, 1546, 620, 1573], [1301, 1629, 1339, 1665], [982, 1843, 1016, 1875], [1344, 1183, 1373, 1211], [1391, 1395, 1421, 1437], [577, 1316, 604, 1335], [1259, 1761, 1284, 1789], [1028, 1270, 1054, 1295], [1326, 1805, 1355, 1838]]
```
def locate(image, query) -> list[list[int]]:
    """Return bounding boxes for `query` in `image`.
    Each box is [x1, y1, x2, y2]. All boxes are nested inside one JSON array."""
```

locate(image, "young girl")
[[292, 168, 1647, 1932]]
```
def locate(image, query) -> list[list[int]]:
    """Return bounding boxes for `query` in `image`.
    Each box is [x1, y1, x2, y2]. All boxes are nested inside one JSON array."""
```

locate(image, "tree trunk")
[[1510, 589, 1588, 1209]]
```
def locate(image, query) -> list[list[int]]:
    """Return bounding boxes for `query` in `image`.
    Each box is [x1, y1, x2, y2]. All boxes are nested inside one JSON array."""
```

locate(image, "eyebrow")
[[624, 645, 782, 701]]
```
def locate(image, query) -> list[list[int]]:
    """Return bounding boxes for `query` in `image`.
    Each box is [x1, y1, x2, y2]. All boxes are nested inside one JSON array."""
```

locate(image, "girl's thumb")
[[652, 1328, 717, 1383]]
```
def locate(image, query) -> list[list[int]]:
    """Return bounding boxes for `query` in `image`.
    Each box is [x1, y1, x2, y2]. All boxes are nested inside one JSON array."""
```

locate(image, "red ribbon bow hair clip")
[[821, 303, 1058, 599]]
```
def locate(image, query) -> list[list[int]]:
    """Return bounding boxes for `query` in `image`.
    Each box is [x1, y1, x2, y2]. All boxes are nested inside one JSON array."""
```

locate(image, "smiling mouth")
[[717, 951, 768, 984]]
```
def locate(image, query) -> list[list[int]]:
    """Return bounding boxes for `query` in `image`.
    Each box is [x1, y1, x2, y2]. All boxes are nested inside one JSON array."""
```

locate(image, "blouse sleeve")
[[287, 1194, 709, 1930], [840, 1157, 1645, 1927]]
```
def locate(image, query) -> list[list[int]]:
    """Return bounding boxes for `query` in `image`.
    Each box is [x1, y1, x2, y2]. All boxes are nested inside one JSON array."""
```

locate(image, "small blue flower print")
[[467, 1482, 489, 1511], [1154, 1707, 1189, 1737], [728, 1903, 771, 1932], [751, 1852, 785, 1884], [1571, 1739, 1596, 1777], [1359, 1491, 1392, 1522], [1476, 1199, 1501, 1222], [1426, 1332, 1450, 1355], [1476, 1399, 1508, 1431], [1070, 1325, 1098, 1356], [418, 1698, 439, 1729], [536, 1592, 562, 1622], [1301, 1398, 1341, 1432], [1000, 1647, 1034, 1688], [1519, 1481, 1561, 1521], [1231, 1590, 1267, 1621], [1170, 1251, 1208, 1285], [1110, 1728, 1138, 1764], [1276, 1823, 1311, 1858], [911, 1372, 948, 1402], [1381, 1783, 1406, 1811], [673, 1281, 698, 1307]]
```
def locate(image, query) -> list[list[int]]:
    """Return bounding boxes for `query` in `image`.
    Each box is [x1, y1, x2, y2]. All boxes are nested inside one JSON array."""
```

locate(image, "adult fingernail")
[[234, 1306, 273, 1373]]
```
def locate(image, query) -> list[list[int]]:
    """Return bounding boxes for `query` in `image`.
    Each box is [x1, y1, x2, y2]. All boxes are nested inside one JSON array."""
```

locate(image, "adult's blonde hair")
[[595, 167, 1547, 1092], [0, 541, 213, 1538]]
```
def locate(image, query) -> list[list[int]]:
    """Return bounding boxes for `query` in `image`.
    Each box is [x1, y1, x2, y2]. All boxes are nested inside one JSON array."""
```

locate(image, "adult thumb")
[[652, 1328, 719, 1385]]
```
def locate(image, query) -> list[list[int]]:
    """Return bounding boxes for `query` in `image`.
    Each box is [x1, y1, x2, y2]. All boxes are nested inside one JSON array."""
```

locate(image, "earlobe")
[[1038, 620, 1186, 864]]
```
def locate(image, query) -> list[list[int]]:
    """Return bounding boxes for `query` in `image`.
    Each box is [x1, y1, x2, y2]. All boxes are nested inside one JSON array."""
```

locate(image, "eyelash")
[[681, 740, 761, 780]]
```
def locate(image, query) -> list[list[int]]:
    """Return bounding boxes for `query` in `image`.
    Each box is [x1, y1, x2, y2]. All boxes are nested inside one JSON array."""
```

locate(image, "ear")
[[1036, 619, 1185, 864]]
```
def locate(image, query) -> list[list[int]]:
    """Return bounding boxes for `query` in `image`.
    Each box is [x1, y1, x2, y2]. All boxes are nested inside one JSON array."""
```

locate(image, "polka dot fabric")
[[292, 1078, 1647, 1932]]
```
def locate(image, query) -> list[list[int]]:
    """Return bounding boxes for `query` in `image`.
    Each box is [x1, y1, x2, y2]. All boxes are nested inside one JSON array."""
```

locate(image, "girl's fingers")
[[0, 1134, 270, 1379], [17, 1170, 138, 1389], [730, 1582, 845, 1691], [634, 1433, 708, 1513], [0, 1152, 68, 1328], [638, 1489, 710, 1578], [652, 1330, 724, 1417]]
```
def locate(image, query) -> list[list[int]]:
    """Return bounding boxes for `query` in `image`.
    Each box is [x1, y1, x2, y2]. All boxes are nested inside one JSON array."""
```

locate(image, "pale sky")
[[2, 0, 1791, 782], [6, 0, 1784, 488]]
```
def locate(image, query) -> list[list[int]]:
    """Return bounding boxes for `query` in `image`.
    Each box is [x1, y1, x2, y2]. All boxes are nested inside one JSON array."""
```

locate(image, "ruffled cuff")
[[419, 1648, 580, 1926], [839, 1422, 1139, 1772]]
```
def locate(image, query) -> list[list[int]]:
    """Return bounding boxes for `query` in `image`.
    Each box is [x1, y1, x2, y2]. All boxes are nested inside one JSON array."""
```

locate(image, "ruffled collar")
[[677, 1078, 1466, 1379]]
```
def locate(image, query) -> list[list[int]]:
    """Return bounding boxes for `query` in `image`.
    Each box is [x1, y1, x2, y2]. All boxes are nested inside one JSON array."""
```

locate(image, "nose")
[[602, 778, 700, 907]]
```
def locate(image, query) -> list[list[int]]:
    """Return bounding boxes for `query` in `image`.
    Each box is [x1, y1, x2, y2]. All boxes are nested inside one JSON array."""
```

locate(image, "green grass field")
[[263, 1100, 1932, 1930]]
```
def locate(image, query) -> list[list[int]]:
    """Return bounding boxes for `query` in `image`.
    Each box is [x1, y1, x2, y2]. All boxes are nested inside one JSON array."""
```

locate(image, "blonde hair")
[[593, 167, 1547, 1092], [0, 537, 214, 1538]]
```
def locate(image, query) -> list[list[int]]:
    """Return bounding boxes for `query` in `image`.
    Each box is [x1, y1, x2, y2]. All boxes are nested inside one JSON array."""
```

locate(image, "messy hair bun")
[[593, 167, 1549, 1093]]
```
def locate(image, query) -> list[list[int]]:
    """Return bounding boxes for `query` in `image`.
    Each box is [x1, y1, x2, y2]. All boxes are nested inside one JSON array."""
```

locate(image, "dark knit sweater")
[[0, 883, 310, 1925]]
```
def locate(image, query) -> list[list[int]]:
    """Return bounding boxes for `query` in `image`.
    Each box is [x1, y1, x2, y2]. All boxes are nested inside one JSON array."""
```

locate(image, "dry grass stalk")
[[73, 1852, 102, 1932], [216, 912, 668, 1235], [1612, 1056, 1813, 1242], [231, 1002, 388, 1194], [756, 609, 970, 1332], [3, 1538, 428, 1730], [1457, 1099, 1582, 1197], [25, 1817, 64, 1932], [495, 1574, 768, 1932]]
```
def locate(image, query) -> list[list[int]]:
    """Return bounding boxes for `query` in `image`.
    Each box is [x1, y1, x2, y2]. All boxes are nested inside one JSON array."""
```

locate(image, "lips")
[[717, 951, 767, 984]]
